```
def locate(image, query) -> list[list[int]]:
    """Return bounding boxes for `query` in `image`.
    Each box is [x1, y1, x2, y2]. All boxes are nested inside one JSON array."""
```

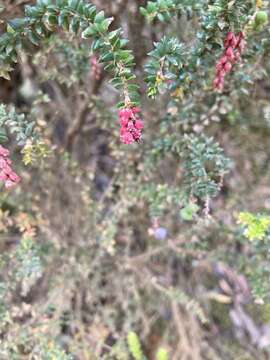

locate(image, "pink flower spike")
[[118, 106, 143, 144], [213, 30, 245, 91], [0, 145, 20, 189]]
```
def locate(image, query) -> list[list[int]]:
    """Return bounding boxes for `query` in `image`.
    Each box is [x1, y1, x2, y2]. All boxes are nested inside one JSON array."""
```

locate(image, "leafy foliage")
[[144, 36, 186, 98], [127, 332, 169, 360], [140, 0, 200, 23], [127, 332, 144, 360], [0, 0, 139, 106], [156, 348, 168, 360], [0, 104, 37, 145], [238, 212, 270, 241], [181, 134, 230, 200]]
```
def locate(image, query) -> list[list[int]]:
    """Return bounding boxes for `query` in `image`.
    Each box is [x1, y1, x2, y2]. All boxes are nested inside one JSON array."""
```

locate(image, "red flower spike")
[[213, 30, 245, 91], [118, 107, 143, 144]]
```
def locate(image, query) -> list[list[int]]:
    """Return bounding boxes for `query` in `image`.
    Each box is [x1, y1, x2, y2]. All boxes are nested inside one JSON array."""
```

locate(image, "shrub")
[[0, 0, 270, 358]]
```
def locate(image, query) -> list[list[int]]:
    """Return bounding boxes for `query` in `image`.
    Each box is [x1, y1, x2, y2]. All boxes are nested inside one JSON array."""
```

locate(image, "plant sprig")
[[0, 0, 139, 107]]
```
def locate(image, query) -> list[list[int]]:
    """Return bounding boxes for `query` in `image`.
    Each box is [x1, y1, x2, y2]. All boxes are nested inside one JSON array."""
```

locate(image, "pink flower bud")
[[8, 171, 20, 182], [0, 145, 9, 157], [237, 31, 244, 40], [226, 32, 234, 41], [213, 78, 220, 88], [120, 117, 129, 127], [224, 62, 232, 72], [5, 179, 15, 188], [120, 131, 134, 144], [131, 107, 140, 114], [220, 56, 228, 64], [216, 62, 223, 72], [226, 47, 235, 60], [224, 32, 237, 48], [238, 39, 245, 52], [219, 70, 226, 78], [119, 108, 130, 119], [0, 171, 7, 181], [235, 51, 241, 61], [135, 120, 143, 130]]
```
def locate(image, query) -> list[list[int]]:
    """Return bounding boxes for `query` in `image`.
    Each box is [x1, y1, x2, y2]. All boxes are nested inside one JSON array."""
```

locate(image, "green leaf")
[[35, 23, 46, 37], [98, 18, 112, 32], [84, 4, 96, 20], [156, 348, 168, 360], [7, 18, 29, 31], [157, 13, 165, 22], [81, 25, 97, 38], [180, 203, 199, 221], [27, 30, 40, 46], [69, 16, 80, 33], [94, 11, 105, 23], [0, 128, 8, 143], [5, 44, 14, 55], [25, 5, 44, 17], [139, 7, 148, 17], [127, 332, 143, 360], [44, 14, 58, 27], [37, 0, 52, 6], [68, 0, 80, 10], [91, 39, 103, 51], [58, 10, 70, 31], [100, 52, 114, 63], [147, 2, 158, 13]]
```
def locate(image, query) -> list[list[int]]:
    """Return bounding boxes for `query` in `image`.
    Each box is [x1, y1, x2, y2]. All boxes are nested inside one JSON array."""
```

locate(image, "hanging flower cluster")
[[0, 145, 21, 188], [90, 56, 102, 81], [213, 31, 245, 91], [118, 107, 143, 144]]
